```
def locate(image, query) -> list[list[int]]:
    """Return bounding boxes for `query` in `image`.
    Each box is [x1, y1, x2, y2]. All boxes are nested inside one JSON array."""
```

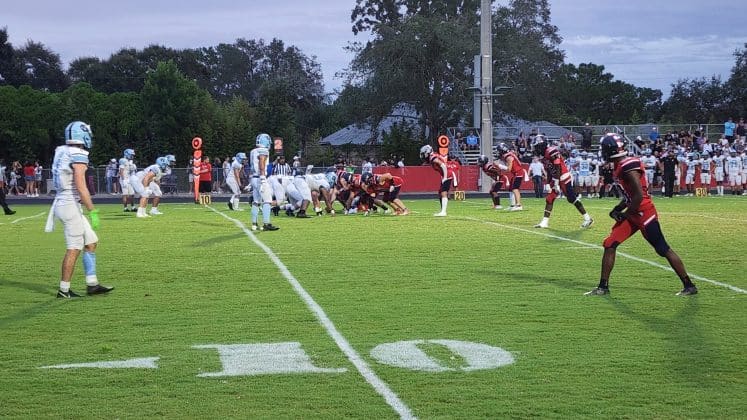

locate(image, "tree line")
[[1, 0, 746, 166]]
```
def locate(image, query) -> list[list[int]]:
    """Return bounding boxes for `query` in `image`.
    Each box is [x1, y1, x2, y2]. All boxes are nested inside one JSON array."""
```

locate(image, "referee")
[[272, 155, 292, 176]]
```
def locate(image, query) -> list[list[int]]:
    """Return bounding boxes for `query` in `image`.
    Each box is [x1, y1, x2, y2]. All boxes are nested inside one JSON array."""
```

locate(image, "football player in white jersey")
[[249, 133, 279, 231], [641, 149, 657, 190], [119, 149, 137, 212], [147, 156, 171, 215], [305, 169, 335, 216], [47, 121, 113, 298], [741, 149, 747, 195], [226, 152, 247, 211], [712, 148, 726, 195], [698, 152, 713, 195], [725, 149, 742, 195], [683, 153, 699, 196], [130, 157, 169, 218]]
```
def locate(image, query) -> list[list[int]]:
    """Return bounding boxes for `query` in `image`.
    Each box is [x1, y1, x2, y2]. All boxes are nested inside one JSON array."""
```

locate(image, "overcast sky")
[[3, 0, 744, 96]]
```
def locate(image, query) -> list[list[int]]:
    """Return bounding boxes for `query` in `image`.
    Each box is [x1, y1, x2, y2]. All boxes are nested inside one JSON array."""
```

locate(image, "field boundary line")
[[10, 212, 46, 224], [461, 215, 747, 295], [207, 206, 416, 420]]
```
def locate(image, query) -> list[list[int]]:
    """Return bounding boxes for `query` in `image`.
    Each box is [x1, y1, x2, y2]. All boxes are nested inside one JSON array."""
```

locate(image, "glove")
[[389, 185, 395, 192], [609, 209, 626, 222], [552, 180, 561, 195], [89, 208, 100, 230]]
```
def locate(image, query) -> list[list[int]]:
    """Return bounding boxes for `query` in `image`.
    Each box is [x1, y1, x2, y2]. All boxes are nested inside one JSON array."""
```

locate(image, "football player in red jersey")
[[531, 136, 593, 229], [477, 155, 511, 209], [365, 172, 409, 215], [496, 143, 525, 211], [586, 133, 697, 296], [420, 144, 454, 216]]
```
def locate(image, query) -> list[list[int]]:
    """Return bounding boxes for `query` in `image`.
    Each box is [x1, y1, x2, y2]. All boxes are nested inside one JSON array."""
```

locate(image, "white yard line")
[[459, 215, 746, 294], [208, 206, 416, 420], [10, 212, 46, 224]]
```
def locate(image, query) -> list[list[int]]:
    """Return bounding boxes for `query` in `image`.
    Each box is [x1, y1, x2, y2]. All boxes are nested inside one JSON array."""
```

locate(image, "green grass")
[[1, 195, 745, 419]]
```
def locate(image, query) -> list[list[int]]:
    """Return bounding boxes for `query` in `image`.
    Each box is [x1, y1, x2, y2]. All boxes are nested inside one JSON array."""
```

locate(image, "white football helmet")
[[420, 144, 433, 160]]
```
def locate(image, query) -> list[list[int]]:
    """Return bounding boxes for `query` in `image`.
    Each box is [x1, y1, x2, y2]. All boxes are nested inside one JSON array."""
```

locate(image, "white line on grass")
[[10, 212, 46, 224], [581, 205, 747, 224], [460, 215, 747, 295], [207, 206, 416, 420]]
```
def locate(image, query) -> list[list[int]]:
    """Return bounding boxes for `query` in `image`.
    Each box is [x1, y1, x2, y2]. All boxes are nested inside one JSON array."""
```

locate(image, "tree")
[[12, 40, 69, 91], [660, 77, 726, 123], [725, 43, 747, 117], [0, 27, 23, 85]]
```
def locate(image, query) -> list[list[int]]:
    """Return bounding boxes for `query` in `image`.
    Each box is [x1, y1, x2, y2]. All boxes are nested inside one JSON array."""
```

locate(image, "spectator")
[[529, 156, 545, 198], [292, 155, 302, 173], [212, 157, 223, 193], [105, 158, 118, 194], [361, 157, 373, 174], [34, 160, 43, 195], [724, 117, 736, 143], [397, 156, 405, 168], [10, 161, 23, 195], [736, 117, 746, 143], [24, 161, 36, 197], [455, 131, 465, 150], [0, 159, 6, 193], [0, 159, 14, 214], [465, 130, 479, 150], [581, 123, 593, 151], [718, 134, 730, 149], [649, 126, 659, 143], [515, 132, 530, 161]]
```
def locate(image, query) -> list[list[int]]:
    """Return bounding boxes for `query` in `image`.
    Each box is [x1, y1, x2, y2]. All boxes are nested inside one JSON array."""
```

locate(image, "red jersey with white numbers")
[[543, 146, 571, 183], [614, 156, 655, 214]]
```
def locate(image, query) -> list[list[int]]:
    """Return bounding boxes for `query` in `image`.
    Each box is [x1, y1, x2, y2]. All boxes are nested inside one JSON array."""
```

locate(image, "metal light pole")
[[479, 0, 493, 193]]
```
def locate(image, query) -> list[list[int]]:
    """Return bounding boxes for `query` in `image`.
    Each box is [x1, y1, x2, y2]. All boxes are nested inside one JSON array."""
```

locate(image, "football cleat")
[[676, 286, 698, 296], [4, 209, 16, 215], [584, 287, 610, 296], [149, 208, 163, 215], [262, 223, 279, 231], [227, 201, 233, 210], [494, 205, 503, 210], [251, 223, 259, 231], [581, 218, 594, 228], [509, 206, 523, 211], [87, 284, 114, 295], [534, 222, 549, 229], [433, 212, 447, 217], [57, 289, 82, 299]]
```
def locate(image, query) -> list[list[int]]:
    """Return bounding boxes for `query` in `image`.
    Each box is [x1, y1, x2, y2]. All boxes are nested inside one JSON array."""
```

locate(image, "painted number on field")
[[370, 340, 514, 372], [192, 342, 347, 377], [39, 339, 514, 376]]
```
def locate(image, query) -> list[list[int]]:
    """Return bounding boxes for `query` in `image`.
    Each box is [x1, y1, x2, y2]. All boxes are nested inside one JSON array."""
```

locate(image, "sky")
[[3, 0, 745, 96]]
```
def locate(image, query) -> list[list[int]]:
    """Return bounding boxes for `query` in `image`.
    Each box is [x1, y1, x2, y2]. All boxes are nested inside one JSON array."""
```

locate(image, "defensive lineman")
[[47, 121, 113, 298], [226, 152, 247, 211], [250, 134, 279, 231]]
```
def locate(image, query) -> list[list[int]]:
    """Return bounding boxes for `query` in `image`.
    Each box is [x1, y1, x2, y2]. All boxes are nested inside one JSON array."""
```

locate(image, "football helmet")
[[65, 121, 93, 149], [256, 133, 271, 148], [156, 157, 169, 170], [124, 148, 135, 160], [164, 154, 176, 166], [580, 151, 588, 158], [235, 152, 247, 163], [419, 144, 433, 160], [644, 148, 652, 156], [496, 142, 510, 155], [325, 171, 338, 187], [600, 133, 627, 161], [361, 172, 373, 185], [532, 137, 548, 157], [477, 155, 489, 167]]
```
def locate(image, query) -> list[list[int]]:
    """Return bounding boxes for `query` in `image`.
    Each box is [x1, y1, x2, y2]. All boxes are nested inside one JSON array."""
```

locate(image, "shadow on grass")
[[608, 297, 717, 387], [192, 233, 245, 247], [0, 278, 58, 328]]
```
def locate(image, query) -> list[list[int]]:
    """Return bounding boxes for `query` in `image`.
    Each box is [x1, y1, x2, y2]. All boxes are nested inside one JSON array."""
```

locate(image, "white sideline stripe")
[[11, 212, 46, 224], [208, 206, 416, 420], [461, 215, 747, 295], [582, 205, 747, 224]]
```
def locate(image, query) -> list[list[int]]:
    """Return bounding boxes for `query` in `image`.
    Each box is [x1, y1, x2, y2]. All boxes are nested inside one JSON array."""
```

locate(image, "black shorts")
[[383, 186, 401, 202], [199, 180, 211, 193], [439, 179, 453, 193]]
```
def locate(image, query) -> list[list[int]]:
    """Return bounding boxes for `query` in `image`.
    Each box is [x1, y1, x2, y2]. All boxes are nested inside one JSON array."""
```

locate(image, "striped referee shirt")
[[273, 162, 292, 176]]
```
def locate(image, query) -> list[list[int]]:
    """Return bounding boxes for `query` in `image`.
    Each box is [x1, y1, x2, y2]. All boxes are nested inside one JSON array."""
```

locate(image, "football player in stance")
[[305, 168, 335, 216], [130, 156, 170, 218], [250, 134, 279, 231], [496, 142, 525, 211], [532, 137, 593, 229], [146, 156, 170, 215], [47, 121, 113, 298], [586, 134, 697, 296], [366, 172, 409, 215], [477, 155, 511, 210], [226, 152, 247, 211], [419, 144, 454, 216], [119, 148, 137, 212]]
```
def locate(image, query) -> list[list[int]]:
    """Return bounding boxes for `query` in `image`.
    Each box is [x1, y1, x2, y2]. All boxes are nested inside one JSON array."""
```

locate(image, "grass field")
[[1, 195, 745, 419]]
